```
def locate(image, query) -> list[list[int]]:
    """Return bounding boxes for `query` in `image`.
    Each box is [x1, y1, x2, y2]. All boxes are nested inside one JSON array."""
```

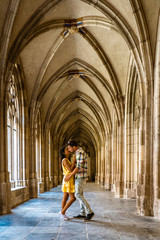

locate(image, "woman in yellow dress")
[[59, 146, 76, 220]]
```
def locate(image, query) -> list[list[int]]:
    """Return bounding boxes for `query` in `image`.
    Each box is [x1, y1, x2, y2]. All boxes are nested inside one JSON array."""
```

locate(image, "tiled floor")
[[0, 183, 160, 239]]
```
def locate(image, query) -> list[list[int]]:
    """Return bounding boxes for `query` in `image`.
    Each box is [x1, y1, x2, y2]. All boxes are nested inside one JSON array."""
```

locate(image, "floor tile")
[[0, 183, 160, 240]]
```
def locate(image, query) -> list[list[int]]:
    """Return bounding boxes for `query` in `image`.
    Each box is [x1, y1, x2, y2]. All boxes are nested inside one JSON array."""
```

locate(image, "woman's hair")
[[67, 140, 78, 147], [59, 146, 71, 162], [60, 146, 66, 161]]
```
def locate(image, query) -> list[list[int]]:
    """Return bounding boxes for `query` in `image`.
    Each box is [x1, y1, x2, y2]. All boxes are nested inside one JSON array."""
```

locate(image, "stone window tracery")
[[7, 74, 25, 189], [133, 78, 141, 122]]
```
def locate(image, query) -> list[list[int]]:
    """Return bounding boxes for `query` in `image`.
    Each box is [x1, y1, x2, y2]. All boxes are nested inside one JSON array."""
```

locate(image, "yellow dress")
[[61, 158, 75, 193]]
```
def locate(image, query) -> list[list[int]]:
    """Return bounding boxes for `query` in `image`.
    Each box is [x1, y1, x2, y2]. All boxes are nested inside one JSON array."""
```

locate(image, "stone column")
[[90, 148, 96, 181], [136, 81, 152, 216], [24, 104, 29, 191], [111, 111, 117, 192], [0, 0, 20, 214], [144, 94, 152, 215], [50, 139, 54, 189], [0, 89, 11, 214], [105, 135, 111, 190], [39, 127, 44, 193], [94, 145, 99, 183], [115, 122, 124, 198], [29, 124, 38, 198], [124, 112, 138, 199], [87, 156, 91, 181], [124, 112, 130, 198], [132, 121, 139, 197], [153, 17, 160, 218], [44, 130, 50, 191], [53, 140, 59, 186], [100, 143, 105, 186], [97, 147, 101, 184]]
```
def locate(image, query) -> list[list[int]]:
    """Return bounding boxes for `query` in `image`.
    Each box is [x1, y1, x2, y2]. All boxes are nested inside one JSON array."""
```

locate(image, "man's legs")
[[75, 179, 92, 216]]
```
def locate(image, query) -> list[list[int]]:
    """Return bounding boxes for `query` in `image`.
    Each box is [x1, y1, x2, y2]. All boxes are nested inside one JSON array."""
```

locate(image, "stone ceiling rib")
[[31, 26, 118, 123], [129, 0, 153, 76], [23, 16, 118, 47], [50, 91, 107, 138], [32, 25, 121, 114], [7, 0, 64, 64], [6, 0, 146, 134], [4, 0, 154, 147], [56, 109, 101, 146], [60, 119, 98, 149], [38, 57, 120, 129], [78, 27, 121, 95], [30, 29, 68, 109], [44, 74, 110, 130], [8, 0, 142, 78], [38, 58, 114, 101]]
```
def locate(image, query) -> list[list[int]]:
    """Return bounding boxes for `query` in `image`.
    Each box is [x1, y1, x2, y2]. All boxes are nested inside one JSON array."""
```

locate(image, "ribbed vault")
[[0, 0, 160, 217], [3, 0, 155, 181]]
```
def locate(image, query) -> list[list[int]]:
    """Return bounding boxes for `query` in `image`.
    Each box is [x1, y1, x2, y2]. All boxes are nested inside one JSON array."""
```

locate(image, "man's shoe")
[[84, 212, 95, 221], [73, 214, 86, 218]]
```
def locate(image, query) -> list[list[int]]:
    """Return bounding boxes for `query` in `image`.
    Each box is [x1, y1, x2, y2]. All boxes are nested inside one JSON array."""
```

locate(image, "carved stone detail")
[[133, 79, 141, 122]]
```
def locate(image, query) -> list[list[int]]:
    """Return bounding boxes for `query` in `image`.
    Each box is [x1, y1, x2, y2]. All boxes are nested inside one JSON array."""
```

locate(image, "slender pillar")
[[94, 145, 99, 183], [97, 147, 101, 184], [111, 111, 117, 192], [0, 89, 11, 214], [53, 140, 59, 186], [105, 135, 111, 190], [153, 17, 160, 218], [115, 122, 124, 198], [44, 130, 50, 191], [100, 143, 105, 186], [29, 123, 38, 198], [0, 0, 20, 214]]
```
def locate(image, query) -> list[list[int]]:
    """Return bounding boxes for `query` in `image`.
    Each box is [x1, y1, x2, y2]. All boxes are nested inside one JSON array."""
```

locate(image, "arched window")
[[7, 74, 25, 189]]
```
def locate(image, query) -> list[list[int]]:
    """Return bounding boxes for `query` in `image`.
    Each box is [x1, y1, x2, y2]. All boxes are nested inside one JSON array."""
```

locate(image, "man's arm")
[[64, 167, 79, 181], [65, 150, 84, 181], [71, 155, 76, 171]]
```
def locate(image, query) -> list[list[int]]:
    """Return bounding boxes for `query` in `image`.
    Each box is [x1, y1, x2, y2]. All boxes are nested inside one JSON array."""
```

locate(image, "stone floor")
[[0, 183, 160, 240]]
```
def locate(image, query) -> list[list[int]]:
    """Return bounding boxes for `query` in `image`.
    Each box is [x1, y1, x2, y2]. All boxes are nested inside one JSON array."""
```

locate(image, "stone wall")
[[11, 187, 29, 208]]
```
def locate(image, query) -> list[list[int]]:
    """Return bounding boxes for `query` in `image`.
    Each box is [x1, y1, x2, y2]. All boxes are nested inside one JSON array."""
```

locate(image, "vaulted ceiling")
[[1, 0, 159, 148]]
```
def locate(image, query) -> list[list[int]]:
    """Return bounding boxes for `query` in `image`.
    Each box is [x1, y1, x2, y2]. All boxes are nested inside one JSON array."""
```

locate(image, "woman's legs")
[[61, 192, 69, 211], [61, 193, 76, 215]]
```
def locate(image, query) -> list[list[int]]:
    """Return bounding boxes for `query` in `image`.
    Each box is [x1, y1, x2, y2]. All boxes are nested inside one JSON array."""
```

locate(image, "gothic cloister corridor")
[[0, 183, 160, 240], [0, 0, 160, 239]]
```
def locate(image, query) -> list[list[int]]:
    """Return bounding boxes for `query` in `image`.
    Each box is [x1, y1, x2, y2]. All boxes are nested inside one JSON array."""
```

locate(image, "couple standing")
[[59, 140, 94, 221]]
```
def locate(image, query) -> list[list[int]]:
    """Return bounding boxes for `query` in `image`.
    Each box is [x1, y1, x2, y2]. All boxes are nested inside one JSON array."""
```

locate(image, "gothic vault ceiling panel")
[[141, 0, 160, 58], [0, 0, 9, 37], [41, 0, 107, 23], [86, 26, 130, 94], [8, 0, 45, 47], [20, 29, 62, 102], [41, 78, 65, 118], [61, 102, 98, 123], [40, 33, 111, 91], [51, 100, 99, 132], [60, 113, 97, 134], [43, 77, 103, 119], [3, 0, 159, 140], [106, 0, 139, 38]]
